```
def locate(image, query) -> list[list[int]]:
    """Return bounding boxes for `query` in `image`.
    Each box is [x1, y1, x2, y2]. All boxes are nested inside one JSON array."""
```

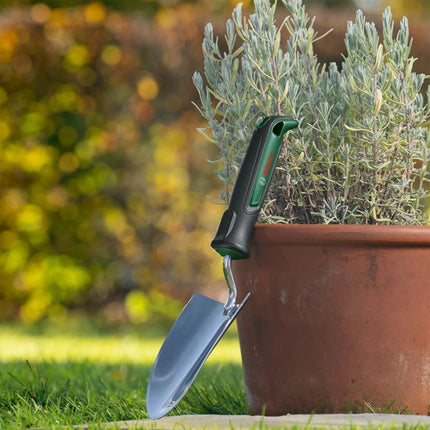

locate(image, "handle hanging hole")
[[272, 122, 284, 136]]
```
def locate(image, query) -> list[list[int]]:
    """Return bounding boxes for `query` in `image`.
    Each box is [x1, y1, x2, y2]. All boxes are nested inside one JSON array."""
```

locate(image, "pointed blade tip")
[[146, 397, 170, 420]]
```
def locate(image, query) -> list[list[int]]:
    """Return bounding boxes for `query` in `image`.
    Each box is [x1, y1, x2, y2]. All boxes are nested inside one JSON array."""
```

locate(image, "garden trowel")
[[146, 116, 298, 419]]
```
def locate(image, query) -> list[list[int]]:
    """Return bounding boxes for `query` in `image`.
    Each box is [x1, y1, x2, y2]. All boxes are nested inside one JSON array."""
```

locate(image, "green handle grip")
[[211, 116, 299, 260]]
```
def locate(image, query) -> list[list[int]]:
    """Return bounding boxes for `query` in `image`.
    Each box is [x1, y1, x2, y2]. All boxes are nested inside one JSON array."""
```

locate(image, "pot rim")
[[253, 224, 430, 246]]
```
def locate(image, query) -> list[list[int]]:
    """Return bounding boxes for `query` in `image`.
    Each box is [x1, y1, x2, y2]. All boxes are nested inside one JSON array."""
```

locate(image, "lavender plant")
[[193, 0, 430, 224]]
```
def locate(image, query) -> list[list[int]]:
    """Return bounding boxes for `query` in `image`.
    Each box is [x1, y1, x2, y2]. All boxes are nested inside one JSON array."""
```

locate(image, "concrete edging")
[[103, 413, 430, 429]]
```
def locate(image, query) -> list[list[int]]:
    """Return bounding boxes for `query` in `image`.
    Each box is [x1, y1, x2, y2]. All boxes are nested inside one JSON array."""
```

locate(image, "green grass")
[[0, 319, 246, 429], [1, 320, 428, 430]]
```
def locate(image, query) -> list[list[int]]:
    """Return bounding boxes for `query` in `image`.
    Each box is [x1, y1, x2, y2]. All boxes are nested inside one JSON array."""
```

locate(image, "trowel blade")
[[146, 291, 249, 420]]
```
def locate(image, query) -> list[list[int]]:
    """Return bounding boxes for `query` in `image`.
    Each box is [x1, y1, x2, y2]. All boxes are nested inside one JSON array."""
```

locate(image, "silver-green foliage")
[[193, 0, 430, 224]]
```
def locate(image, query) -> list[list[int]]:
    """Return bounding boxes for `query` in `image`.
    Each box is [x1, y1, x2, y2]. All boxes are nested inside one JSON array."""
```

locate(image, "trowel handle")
[[211, 116, 298, 260]]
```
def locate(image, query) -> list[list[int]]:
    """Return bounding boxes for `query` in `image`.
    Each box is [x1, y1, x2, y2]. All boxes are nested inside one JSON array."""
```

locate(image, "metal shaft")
[[222, 255, 238, 315]]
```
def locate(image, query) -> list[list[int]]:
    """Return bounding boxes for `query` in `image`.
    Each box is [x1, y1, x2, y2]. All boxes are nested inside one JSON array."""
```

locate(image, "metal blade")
[[146, 292, 249, 419]]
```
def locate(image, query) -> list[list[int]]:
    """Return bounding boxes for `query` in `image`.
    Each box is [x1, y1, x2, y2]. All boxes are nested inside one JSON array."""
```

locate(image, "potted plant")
[[193, 0, 430, 416]]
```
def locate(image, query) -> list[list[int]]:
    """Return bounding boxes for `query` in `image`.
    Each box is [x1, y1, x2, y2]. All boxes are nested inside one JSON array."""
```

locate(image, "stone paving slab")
[[97, 414, 430, 429]]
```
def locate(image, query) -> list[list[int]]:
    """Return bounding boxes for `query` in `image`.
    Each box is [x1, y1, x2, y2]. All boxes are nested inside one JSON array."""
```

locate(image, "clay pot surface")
[[233, 224, 430, 415]]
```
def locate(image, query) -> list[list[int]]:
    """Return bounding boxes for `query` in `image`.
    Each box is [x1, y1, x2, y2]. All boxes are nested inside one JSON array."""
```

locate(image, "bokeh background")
[[0, 0, 429, 325]]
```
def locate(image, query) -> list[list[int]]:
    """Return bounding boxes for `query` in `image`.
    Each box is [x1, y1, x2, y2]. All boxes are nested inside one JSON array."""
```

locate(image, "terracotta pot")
[[233, 224, 430, 415]]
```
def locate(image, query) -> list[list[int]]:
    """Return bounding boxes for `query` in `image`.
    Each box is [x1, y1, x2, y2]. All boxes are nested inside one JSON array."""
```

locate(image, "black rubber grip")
[[211, 116, 298, 260]]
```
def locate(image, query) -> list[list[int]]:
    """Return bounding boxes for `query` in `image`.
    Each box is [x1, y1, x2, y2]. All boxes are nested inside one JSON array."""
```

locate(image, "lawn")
[[2, 320, 428, 430], [0, 319, 246, 429]]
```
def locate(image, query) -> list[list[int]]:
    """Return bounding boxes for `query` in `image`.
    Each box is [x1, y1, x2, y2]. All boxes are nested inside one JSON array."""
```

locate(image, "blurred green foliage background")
[[0, 0, 429, 323]]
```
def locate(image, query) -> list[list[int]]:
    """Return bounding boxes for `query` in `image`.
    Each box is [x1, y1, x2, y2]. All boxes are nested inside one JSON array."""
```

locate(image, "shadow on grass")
[[0, 359, 246, 428]]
